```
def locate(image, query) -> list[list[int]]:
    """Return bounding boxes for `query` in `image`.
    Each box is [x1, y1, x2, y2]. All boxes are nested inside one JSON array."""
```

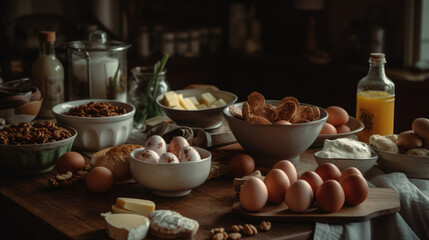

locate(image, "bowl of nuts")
[[223, 92, 328, 166], [52, 99, 135, 151], [0, 120, 77, 174]]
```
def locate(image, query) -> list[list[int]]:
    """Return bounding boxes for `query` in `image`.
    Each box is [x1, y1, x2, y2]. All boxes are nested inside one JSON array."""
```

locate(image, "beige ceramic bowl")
[[52, 99, 135, 151], [311, 117, 365, 148], [130, 147, 211, 197], [156, 88, 237, 129], [223, 100, 328, 166], [314, 148, 378, 174]]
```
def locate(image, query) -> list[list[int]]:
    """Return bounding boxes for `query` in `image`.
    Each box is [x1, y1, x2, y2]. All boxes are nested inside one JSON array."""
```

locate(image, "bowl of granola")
[[52, 99, 135, 151], [0, 121, 77, 174]]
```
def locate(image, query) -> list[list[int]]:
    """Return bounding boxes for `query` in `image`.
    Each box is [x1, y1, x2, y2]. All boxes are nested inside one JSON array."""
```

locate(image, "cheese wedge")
[[116, 198, 155, 217], [112, 204, 137, 215], [210, 98, 227, 108], [201, 92, 217, 107], [163, 91, 180, 108], [105, 213, 149, 240], [179, 97, 197, 110]]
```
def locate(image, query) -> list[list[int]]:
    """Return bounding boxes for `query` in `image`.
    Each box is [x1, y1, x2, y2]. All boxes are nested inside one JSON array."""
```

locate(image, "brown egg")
[[340, 174, 369, 206], [397, 130, 422, 149], [272, 160, 297, 184], [56, 151, 85, 173], [275, 120, 292, 125], [412, 118, 429, 139], [336, 124, 351, 134], [299, 171, 323, 197], [316, 180, 345, 213], [229, 154, 255, 177], [339, 167, 363, 183], [320, 122, 337, 135], [239, 177, 268, 211], [315, 163, 341, 182], [264, 169, 290, 204], [326, 106, 349, 126], [285, 180, 313, 212], [86, 166, 114, 193]]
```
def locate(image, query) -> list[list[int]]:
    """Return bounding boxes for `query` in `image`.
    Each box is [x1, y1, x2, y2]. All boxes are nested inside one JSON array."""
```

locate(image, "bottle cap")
[[370, 53, 385, 59], [39, 31, 56, 42]]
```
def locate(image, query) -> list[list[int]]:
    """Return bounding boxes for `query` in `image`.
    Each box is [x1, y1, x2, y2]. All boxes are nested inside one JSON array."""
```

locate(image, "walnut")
[[48, 166, 91, 189], [228, 232, 242, 240], [242, 224, 258, 236], [209, 227, 225, 235], [64, 102, 127, 117], [259, 221, 271, 231], [231, 225, 243, 233], [212, 232, 228, 240]]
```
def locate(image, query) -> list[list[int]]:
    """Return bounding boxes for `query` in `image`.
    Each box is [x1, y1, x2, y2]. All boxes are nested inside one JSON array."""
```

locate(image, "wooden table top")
[[0, 143, 321, 240]]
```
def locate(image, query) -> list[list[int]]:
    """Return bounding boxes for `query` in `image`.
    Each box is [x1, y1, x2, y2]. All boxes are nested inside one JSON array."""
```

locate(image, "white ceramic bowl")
[[156, 88, 238, 129], [52, 99, 135, 151], [314, 149, 378, 174], [130, 147, 211, 197], [311, 117, 364, 148], [373, 148, 429, 179], [223, 100, 328, 166]]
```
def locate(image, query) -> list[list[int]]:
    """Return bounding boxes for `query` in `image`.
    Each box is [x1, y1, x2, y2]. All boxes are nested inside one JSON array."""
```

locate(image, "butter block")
[[210, 98, 227, 108], [187, 96, 200, 106], [116, 198, 155, 217], [195, 104, 208, 110], [163, 91, 180, 108], [201, 92, 217, 107], [105, 213, 149, 240], [179, 97, 198, 110]]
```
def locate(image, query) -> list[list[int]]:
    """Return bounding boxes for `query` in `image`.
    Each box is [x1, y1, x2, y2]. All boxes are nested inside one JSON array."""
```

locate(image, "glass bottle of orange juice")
[[356, 53, 395, 143]]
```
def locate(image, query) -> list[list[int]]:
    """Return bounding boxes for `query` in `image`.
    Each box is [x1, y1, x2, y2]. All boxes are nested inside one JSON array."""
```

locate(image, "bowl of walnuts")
[[52, 99, 135, 151], [0, 120, 77, 174], [223, 92, 328, 167]]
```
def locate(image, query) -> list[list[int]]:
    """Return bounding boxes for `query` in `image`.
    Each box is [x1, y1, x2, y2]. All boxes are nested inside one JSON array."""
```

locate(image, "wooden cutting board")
[[233, 188, 400, 223]]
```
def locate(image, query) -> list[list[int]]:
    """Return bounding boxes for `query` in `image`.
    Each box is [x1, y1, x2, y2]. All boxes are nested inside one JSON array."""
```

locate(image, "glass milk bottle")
[[356, 53, 395, 142], [32, 31, 64, 118]]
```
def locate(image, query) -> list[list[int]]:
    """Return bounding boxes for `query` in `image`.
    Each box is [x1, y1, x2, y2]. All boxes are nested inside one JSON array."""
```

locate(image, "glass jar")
[[356, 53, 395, 142], [128, 66, 170, 129], [32, 31, 64, 118], [64, 31, 131, 102]]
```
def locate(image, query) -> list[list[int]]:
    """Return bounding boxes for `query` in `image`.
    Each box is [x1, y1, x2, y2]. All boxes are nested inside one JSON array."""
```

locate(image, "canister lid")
[[39, 31, 56, 42], [63, 30, 131, 52]]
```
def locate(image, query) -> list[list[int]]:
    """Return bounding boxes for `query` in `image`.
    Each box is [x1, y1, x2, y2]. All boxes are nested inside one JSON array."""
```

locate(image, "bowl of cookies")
[[52, 99, 135, 151], [0, 120, 77, 174], [369, 118, 429, 178], [130, 135, 212, 197], [223, 91, 328, 166], [156, 88, 237, 129]]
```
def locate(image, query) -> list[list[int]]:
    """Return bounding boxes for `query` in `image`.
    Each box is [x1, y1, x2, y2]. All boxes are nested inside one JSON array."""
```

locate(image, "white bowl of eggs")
[[130, 135, 211, 197]]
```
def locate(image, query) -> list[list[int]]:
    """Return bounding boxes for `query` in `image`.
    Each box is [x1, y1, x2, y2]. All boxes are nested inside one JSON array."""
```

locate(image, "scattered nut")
[[212, 232, 228, 240], [210, 227, 225, 235], [260, 221, 272, 231], [228, 232, 242, 240], [242, 224, 258, 236], [56, 171, 73, 180], [231, 224, 243, 233]]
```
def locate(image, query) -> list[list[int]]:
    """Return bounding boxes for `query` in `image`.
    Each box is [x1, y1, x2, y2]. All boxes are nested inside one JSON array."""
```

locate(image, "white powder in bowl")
[[318, 138, 371, 159]]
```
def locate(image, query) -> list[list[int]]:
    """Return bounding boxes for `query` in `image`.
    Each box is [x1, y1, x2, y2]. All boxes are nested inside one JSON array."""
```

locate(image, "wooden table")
[[0, 143, 321, 240]]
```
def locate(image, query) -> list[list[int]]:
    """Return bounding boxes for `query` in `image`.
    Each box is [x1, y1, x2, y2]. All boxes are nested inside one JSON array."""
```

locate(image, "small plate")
[[373, 148, 429, 179], [311, 117, 364, 148]]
